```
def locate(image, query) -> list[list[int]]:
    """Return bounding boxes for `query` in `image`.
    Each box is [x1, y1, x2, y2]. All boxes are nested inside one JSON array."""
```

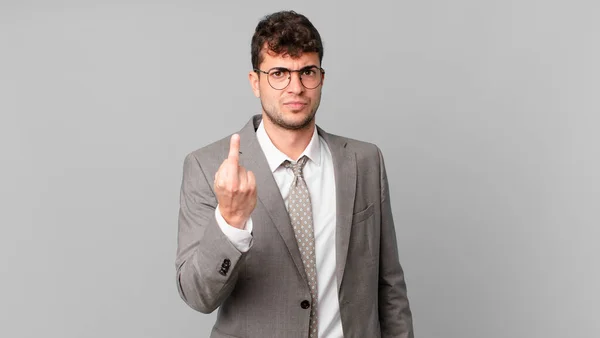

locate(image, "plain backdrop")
[[1, 1, 599, 337]]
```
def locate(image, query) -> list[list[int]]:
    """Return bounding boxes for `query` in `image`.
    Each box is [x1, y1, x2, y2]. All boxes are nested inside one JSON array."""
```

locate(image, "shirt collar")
[[256, 120, 322, 173]]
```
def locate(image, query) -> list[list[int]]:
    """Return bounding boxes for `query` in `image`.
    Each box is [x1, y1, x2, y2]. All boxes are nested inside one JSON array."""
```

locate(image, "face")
[[249, 49, 324, 131]]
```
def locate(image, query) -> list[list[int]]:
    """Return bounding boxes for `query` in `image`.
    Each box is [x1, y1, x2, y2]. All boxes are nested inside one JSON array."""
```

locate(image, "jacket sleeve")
[[175, 152, 248, 313], [377, 147, 415, 338]]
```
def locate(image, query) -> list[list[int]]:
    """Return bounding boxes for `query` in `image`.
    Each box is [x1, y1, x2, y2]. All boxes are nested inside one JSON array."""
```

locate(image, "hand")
[[214, 134, 257, 228]]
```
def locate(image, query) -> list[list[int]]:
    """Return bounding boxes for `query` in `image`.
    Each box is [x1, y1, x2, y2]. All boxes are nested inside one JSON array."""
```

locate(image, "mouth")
[[283, 101, 308, 110]]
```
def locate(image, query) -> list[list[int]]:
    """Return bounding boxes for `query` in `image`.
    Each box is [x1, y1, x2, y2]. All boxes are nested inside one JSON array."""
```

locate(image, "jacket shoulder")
[[182, 134, 235, 177], [186, 134, 232, 162], [185, 115, 258, 164], [324, 131, 382, 158]]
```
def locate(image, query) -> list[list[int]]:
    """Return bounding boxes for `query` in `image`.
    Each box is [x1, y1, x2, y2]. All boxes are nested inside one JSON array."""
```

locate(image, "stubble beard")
[[261, 99, 320, 131]]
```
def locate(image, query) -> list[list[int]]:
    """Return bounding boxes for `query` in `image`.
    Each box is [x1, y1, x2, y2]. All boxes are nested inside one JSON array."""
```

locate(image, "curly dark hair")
[[251, 11, 324, 70]]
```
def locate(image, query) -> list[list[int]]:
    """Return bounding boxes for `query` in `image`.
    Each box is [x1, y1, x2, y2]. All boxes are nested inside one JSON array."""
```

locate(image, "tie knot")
[[283, 156, 309, 178]]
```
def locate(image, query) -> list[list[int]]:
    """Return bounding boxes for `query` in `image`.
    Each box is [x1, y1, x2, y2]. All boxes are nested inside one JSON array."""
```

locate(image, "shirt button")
[[300, 300, 310, 309]]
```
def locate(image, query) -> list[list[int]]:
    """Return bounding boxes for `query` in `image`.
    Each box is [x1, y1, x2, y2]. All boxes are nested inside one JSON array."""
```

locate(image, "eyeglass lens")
[[267, 67, 323, 90]]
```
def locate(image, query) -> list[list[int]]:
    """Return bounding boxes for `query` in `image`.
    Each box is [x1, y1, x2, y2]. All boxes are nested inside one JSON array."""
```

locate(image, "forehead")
[[260, 49, 320, 69]]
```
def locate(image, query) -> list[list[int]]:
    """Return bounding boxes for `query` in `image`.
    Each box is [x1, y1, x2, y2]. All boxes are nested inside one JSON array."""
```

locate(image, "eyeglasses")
[[254, 66, 325, 90]]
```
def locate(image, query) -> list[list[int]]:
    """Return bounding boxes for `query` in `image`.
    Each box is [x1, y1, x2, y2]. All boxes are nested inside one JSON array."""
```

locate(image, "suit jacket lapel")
[[318, 126, 357, 292], [237, 116, 308, 284], [235, 116, 357, 289]]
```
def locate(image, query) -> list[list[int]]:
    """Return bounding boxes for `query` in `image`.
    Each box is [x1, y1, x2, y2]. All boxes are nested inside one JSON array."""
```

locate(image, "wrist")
[[222, 213, 247, 229]]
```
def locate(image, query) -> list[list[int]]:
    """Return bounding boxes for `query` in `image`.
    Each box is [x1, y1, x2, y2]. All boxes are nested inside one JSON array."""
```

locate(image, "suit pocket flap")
[[352, 203, 374, 224]]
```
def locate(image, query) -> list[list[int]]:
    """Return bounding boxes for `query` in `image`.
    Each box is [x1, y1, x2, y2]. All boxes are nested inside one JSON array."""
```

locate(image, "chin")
[[284, 109, 309, 119], [291, 114, 316, 130], [269, 110, 315, 131]]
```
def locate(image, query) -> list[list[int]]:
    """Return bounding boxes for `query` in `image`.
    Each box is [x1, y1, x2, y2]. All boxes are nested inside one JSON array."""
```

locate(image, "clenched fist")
[[214, 134, 257, 229]]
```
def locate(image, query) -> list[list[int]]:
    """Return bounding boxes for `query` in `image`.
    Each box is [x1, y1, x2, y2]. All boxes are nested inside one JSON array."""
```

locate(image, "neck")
[[262, 116, 315, 161]]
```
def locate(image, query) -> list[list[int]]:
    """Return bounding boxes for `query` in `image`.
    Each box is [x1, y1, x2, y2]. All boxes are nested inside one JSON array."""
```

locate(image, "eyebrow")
[[270, 65, 319, 71]]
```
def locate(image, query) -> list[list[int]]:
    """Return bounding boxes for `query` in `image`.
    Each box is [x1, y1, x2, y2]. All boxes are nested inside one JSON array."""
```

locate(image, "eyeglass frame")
[[253, 65, 325, 90]]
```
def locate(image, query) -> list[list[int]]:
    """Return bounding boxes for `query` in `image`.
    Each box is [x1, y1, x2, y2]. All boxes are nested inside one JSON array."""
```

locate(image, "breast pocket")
[[350, 203, 376, 263], [352, 203, 374, 224]]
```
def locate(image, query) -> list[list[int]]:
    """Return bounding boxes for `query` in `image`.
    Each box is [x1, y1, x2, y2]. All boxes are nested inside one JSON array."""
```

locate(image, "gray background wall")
[[1, 0, 598, 337]]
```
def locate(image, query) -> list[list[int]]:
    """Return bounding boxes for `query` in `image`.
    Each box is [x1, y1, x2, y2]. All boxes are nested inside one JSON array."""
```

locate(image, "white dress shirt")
[[215, 120, 344, 338]]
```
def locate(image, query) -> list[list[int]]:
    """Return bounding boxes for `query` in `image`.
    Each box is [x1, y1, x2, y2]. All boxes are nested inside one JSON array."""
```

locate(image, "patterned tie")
[[283, 156, 318, 338]]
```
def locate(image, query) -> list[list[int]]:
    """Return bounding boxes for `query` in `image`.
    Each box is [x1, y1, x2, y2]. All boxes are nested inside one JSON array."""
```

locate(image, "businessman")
[[176, 10, 414, 338]]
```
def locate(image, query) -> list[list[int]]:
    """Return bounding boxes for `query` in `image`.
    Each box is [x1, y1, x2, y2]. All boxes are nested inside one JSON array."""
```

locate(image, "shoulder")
[[320, 131, 387, 180], [187, 135, 231, 161], [322, 131, 383, 160], [182, 134, 232, 175], [184, 115, 258, 167]]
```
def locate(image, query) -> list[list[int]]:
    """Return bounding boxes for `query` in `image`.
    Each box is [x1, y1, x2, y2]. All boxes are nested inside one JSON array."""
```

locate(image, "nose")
[[286, 71, 304, 94]]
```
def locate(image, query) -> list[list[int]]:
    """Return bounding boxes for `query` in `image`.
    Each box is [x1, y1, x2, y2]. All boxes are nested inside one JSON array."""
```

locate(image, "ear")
[[248, 71, 260, 98]]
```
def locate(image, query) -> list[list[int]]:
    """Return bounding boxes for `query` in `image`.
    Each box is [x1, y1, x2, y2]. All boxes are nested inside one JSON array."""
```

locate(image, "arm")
[[175, 152, 248, 313], [377, 147, 415, 338]]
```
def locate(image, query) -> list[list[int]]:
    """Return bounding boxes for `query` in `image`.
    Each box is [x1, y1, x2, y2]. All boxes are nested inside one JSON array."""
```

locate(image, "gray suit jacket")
[[176, 115, 414, 338]]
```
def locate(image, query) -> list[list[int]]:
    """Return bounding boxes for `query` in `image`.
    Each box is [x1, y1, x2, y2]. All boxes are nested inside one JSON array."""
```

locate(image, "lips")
[[283, 101, 308, 109]]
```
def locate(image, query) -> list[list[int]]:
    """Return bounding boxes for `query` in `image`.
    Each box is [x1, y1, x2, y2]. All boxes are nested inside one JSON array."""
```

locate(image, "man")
[[176, 10, 414, 338]]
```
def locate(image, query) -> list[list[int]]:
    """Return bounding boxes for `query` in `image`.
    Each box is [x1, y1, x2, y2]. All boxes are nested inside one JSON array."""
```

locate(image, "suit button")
[[300, 300, 310, 309]]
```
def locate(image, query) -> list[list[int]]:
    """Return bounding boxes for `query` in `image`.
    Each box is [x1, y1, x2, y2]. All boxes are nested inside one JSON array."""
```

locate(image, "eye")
[[270, 69, 287, 79], [302, 69, 316, 76]]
